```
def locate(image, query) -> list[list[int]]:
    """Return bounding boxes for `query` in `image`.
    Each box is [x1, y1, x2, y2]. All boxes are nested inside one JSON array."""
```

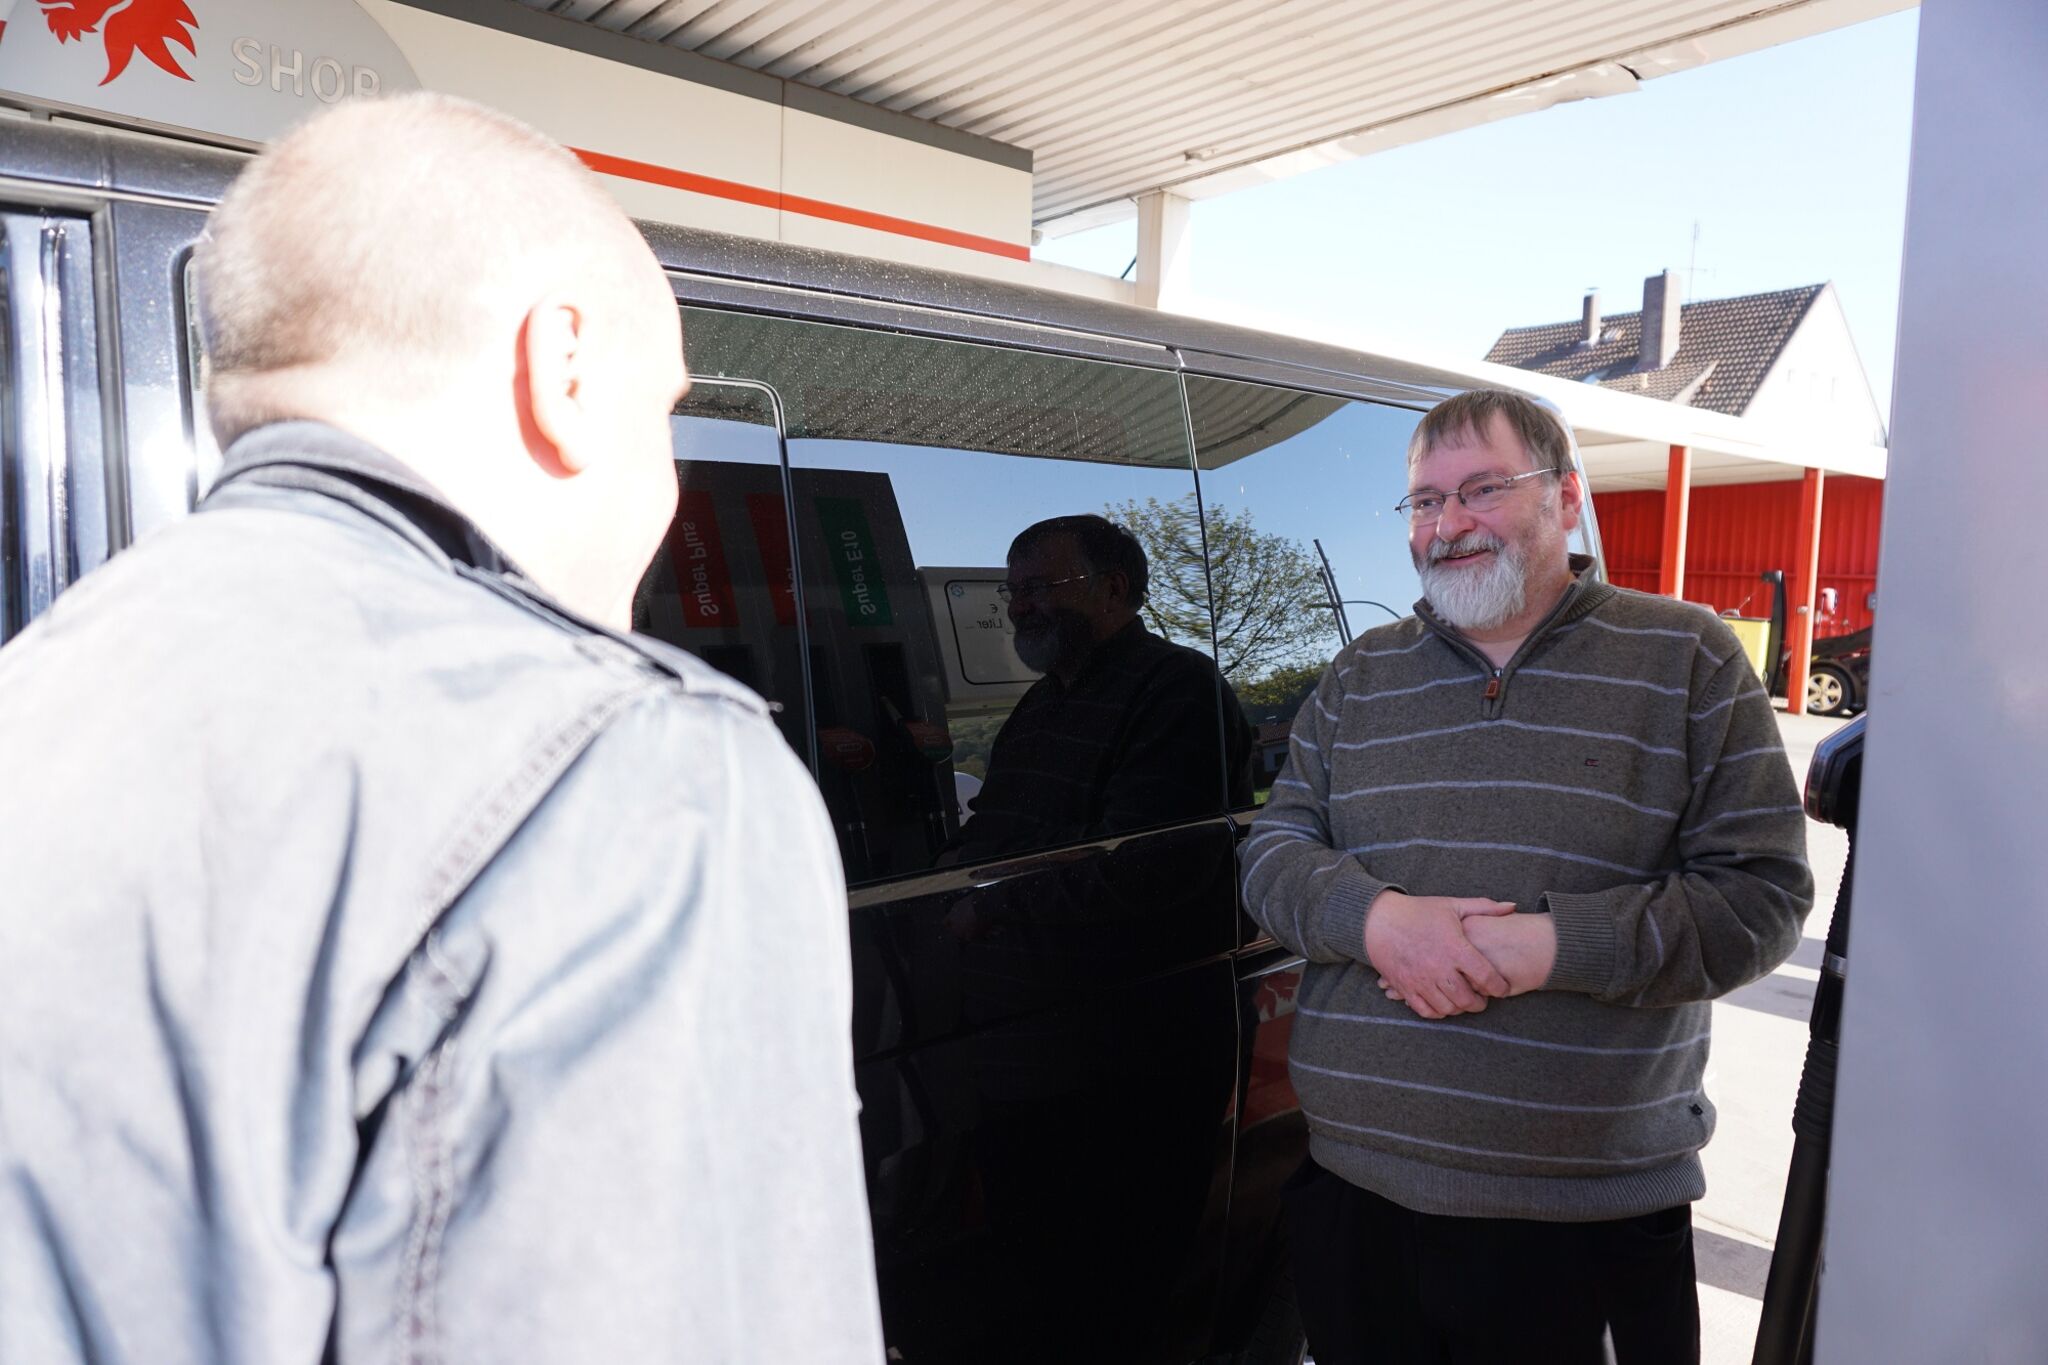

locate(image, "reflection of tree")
[[1235, 663, 1323, 713], [1106, 494, 1329, 685], [947, 711, 1009, 781]]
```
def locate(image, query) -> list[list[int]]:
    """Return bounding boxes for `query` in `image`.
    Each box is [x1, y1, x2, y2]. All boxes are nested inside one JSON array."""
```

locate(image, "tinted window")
[[1185, 377, 1423, 804], [180, 254, 223, 499], [684, 308, 1241, 883], [630, 382, 809, 757], [1, 210, 103, 641]]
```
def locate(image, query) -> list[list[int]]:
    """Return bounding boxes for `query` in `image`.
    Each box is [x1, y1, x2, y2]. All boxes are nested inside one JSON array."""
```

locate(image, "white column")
[[1133, 190, 1192, 311], [1817, 3, 2048, 1359]]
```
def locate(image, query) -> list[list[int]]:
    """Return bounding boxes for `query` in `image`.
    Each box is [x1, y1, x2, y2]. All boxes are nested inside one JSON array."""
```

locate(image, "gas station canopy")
[[0, 0, 1901, 486], [520, 0, 1911, 235]]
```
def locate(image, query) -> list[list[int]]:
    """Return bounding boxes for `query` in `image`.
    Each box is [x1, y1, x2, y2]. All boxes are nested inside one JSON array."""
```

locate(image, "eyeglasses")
[[995, 572, 1091, 602], [1395, 468, 1561, 526]]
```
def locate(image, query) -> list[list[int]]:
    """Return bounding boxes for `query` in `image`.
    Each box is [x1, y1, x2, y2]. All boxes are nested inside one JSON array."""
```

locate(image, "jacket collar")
[[207, 421, 519, 577], [201, 422, 774, 717]]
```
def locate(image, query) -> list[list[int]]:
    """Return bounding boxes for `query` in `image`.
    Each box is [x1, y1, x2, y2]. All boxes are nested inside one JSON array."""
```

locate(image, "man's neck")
[[311, 407, 636, 627], [1452, 564, 1576, 669], [1052, 613, 1142, 686]]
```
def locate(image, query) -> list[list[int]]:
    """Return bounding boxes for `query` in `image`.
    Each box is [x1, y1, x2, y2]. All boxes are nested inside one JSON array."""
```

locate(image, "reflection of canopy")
[[1186, 380, 1350, 471], [682, 307, 1187, 467], [680, 308, 1368, 470]]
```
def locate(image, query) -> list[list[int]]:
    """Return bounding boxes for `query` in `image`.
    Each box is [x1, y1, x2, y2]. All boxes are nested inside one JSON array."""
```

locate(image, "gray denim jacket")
[[0, 423, 885, 1364]]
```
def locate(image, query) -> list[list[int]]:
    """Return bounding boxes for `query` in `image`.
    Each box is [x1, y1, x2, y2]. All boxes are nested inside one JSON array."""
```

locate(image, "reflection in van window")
[[678, 309, 1245, 884], [631, 383, 811, 758], [1186, 377, 1423, 804], [937, 513, 1252, 864], [179, 254, 224, 499]]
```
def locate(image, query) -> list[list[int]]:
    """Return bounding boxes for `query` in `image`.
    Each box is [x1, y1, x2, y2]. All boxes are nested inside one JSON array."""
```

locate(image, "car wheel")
[[1807, 664, 1852, 717]]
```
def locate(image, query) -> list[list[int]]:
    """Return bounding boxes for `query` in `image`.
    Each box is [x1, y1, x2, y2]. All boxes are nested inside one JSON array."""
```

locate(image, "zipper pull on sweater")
[[1483, 671, 1502, 701]]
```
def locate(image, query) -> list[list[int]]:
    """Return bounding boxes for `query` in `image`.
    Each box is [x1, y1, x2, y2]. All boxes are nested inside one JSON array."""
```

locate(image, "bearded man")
[[1240, 388, 1812, 1365], [948, 514, 1251, 861]]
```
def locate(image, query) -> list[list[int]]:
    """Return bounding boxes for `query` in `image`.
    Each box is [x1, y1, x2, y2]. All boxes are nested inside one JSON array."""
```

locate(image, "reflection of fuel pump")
[[880, 695, 954, 851], [810, 650, 876, 881], [868, 643, 955, 860], [791, 474, 974, 877], [817, 726, 877, 882]]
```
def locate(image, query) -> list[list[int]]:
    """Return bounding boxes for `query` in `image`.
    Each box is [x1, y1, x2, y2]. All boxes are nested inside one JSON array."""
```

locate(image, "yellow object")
[[1723, 617, 1771, 678]]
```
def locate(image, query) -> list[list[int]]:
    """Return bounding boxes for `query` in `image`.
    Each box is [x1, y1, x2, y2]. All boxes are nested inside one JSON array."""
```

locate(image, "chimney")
[[1636, 269, 1683, 371], [1580, 290, 1601, 347]]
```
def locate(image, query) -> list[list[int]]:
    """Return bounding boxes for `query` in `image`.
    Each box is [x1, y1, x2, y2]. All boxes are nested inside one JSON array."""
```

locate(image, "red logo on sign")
[[37, 0, 198, 85], [667, 491, 740, 630]]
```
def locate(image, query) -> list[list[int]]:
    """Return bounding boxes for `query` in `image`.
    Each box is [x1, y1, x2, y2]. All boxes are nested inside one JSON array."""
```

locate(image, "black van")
[[0, 117, 1602, 1363]]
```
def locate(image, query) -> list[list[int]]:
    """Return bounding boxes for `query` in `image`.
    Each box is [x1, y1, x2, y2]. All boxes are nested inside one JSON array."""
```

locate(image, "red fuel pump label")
[[668, 491, 739, 628]]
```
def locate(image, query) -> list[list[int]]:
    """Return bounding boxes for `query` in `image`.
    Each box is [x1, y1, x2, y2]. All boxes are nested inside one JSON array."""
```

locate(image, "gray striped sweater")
[[1241, 565, 1812, 1221]]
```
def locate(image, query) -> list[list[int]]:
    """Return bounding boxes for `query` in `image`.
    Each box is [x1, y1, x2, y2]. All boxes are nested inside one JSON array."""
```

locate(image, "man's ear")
[[516, 294, 592, 477], [1098, 567, 1131, 610], [1557, 468, 1585, 532]]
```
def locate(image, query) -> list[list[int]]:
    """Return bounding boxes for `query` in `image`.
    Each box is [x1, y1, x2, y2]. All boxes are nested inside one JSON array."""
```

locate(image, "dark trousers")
[[1281, 1157, 1700, 1365]]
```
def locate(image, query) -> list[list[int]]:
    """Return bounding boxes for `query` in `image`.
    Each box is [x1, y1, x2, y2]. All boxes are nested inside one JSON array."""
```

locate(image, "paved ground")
[[1695, 709, 1852, 1364]]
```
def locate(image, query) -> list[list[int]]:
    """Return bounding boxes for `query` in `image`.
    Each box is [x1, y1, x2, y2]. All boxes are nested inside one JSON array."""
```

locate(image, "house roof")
[[1484, 284, 1826, 416]]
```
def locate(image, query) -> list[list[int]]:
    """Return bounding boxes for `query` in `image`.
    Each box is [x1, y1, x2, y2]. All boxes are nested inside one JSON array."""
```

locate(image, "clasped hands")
[[1362, 890, 1557, 1020]]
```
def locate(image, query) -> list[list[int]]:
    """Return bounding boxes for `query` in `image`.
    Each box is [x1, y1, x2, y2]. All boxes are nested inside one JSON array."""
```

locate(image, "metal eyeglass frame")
[[995, 572, 1093, 602], [1395, 467, 1562, 525]]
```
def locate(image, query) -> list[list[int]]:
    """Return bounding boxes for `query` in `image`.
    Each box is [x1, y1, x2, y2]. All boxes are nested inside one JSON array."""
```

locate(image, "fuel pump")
[[1753, 715, 1864, 1365]]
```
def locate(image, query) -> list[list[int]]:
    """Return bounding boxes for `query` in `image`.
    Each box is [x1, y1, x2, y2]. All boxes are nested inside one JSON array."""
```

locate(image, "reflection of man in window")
[[949, 514, 1252, 861]]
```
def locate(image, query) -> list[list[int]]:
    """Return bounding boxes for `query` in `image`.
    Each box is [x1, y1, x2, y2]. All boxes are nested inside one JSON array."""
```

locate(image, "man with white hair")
[[0, 95, 884, 1364], [1241, 388, 1812, 1363]]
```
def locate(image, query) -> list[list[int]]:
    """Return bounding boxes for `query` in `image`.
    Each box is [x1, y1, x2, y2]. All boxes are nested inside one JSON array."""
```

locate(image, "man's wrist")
[[1331, 877, 1398, 965], [1539, 890, 1616, 993]]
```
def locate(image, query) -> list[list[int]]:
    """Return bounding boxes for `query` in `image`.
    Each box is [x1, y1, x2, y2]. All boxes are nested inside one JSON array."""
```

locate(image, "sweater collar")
[[1413, 554, 1613, 656]]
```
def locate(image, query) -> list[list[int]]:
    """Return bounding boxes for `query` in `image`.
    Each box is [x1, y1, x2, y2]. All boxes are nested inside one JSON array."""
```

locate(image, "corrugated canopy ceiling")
[[517, 0, 1910, 233]]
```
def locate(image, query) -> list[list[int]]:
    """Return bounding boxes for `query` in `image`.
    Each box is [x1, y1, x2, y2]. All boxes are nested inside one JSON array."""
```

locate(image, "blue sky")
[[1038, 9, 1920, 409]]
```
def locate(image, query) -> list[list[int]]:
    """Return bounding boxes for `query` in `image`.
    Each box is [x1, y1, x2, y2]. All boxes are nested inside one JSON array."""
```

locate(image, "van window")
[[631, 381, 810, 758], [0, 210, 105, 642], [180, 254, 224, 499], [1184, 376, 1423, 805], [681, 308, 1240, 884]]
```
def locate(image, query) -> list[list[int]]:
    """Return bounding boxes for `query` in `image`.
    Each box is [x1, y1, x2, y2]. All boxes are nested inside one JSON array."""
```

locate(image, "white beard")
[[1417, 531, 1529, 632]]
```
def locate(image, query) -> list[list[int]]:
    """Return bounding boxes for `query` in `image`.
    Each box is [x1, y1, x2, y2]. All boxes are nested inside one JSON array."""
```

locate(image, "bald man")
[[0, 96, 885, 1364]]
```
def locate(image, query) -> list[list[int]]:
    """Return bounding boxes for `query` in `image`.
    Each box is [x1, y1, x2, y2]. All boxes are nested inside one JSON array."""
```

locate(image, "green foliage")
[[946, 711, 1009, 781], [1235, 662, 1324, 712], [1106, 493, 1332, 684]]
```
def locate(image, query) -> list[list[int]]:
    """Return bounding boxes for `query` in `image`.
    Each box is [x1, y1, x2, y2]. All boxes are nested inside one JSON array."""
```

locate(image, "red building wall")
[[1592, 475, 1884, 637]]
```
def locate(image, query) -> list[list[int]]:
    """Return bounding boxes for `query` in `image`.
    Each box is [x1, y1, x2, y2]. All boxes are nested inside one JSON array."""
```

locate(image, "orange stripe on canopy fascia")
[[571, 148, 1032, 262]]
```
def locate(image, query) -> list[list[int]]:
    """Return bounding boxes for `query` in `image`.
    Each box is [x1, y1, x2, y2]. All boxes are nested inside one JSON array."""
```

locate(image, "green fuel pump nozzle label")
[[815, 496, 894, 626]]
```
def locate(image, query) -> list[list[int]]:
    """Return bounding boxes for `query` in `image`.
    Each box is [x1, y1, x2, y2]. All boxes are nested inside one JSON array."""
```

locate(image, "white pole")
[[1815, 2, 2048, 1358]]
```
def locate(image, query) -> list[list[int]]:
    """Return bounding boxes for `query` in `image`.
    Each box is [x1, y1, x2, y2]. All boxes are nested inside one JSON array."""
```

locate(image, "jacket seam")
[[397, 1040, 457, 1365], [401, 681, 656, 955]]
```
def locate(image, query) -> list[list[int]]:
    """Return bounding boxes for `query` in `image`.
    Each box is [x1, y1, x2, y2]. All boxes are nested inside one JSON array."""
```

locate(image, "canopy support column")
[[1786, 466, 1826, 714], [1659, 443, 1692, 598], [1135, 190, 1192, 311]]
